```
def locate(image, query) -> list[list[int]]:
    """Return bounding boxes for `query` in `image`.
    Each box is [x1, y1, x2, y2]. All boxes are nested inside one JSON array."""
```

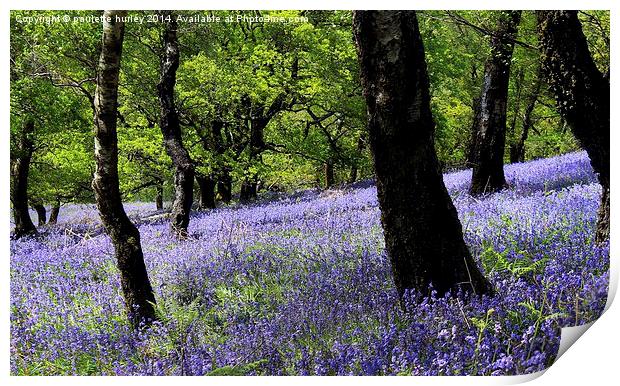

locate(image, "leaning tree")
[[536, 11, 610, 243], [158, 11, 196, 238], [92, 10, 157, 328], [10, 120, 37, 239], [353, 10, 493, 299]]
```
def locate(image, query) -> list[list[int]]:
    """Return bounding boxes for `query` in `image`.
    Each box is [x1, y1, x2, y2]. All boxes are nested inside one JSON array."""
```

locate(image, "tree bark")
[[508, 68, 525, 146], [348, 134, 366, 183], [92, 10, 156, 329], [469, 11, 521, 195], [157, 11, 195, 237], [465, 96, 481, 167], [240, 179, 258, 202], [537, 11, 610, 243], [217, 170, 232, 203], [32, 202, 47, 226], [240, 116, 268, 202], [196, 174, 216, 209], [48, 202, 60, 225], [324, 160, 335, 188], [353, 10, 493, 299], [155, 183, 163, 210], [510, 67, 542, 163], [10, 120, 37, 239], [240, 85, 291, 203]]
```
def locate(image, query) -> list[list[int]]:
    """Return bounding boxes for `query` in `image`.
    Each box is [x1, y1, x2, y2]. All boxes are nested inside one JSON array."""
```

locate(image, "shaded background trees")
[[10, 10, 609, 236]]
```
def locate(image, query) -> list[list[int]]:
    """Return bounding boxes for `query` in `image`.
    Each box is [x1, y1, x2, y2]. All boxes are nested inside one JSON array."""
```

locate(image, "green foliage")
[[207, 359, 268, 376], [10, 10, 609, 206], [480, 245, 548, 280]]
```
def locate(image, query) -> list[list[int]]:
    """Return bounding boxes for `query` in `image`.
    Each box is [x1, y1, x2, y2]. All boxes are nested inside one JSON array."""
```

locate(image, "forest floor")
[[10, 151, 609, 375]]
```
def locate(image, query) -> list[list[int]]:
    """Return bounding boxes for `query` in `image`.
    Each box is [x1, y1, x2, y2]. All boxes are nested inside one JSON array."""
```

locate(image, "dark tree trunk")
[[510, 68, 542, 164], [10, 120, 37, 239], [240, 117, 269, 202], [92, 10, 156, 329], [324, 160, 335, 188], [32, 203, 47, 226], [240, 179, 258, 202], [353, 10, 493, 299], [465, 96, 481, 167], [217, 170, 232, 203], [469, 11, 521, 195], [465, 63, 480, 168], [508, 68, 525, 143], [537, 11, 610, 243], [348, 134, 366, 183], [48, 202, 60, 225], [155, 183, 163, 210], [157, 11, 195, 238], [196, 174, 216, 209], [348, 167, 358, 185], [240, 89, 290, 203], [208, 120, 233, 204]]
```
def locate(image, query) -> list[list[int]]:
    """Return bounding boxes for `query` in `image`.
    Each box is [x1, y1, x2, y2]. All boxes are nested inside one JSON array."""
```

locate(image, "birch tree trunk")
[[92, 10, 157, 328]]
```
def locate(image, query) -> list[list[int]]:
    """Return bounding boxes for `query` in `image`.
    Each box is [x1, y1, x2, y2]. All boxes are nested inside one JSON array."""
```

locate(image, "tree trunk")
[[353, 10, 493, 299], [92, 10, 156, 329], [48, 202, 60, 225], [157, 11, 195, 238], [241, 117, 268, 202], [324, 160, 335, 188], [348, 134, 366, 183], [32, 203, 47, 226], [537, 11, 610, 243], [155, 183, 163, 210], [240, 179, 258, 202], [196, 174, 216, 209], [10, 120, 37, 239], [508, 68, 525, 150], [240, 90, 290, 203], [348, 166, 358, 185], [207, 120, 233, 204], [469, 11, 521, 195], [465, 63, 480, 168], [510, 67, 542, 164], [465, 96, 481, 167], [217, 169, 232, 203]]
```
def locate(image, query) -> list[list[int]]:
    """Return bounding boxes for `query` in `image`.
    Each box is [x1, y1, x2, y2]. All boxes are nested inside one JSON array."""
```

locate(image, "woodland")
[[10, 10, 610, 375]]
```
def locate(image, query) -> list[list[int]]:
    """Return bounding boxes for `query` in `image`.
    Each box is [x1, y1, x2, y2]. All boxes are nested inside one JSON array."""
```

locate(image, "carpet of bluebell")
[[10, 151, 609, 375]]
